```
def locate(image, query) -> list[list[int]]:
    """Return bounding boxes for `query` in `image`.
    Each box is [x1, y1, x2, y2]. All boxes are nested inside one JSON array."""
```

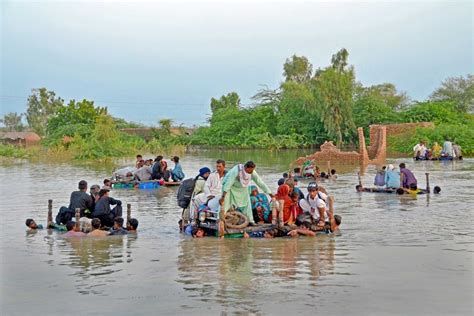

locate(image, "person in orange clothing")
[[275, 184, 292, 225]]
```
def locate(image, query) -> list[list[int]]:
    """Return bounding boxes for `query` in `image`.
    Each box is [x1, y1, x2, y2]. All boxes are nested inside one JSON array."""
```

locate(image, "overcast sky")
[[1, 0, 472, 126]]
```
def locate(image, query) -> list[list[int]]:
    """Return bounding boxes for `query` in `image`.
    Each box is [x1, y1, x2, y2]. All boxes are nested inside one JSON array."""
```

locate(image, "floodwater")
[[0, 150, 473, 315]]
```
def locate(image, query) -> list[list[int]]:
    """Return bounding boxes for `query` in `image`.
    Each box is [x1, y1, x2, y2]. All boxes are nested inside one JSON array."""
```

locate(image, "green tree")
[[210, 92, 241, 113], [26, 88, 64, 136], [0, 112, 25, 131], [365, 83, 410, 110], [429, 74, 474, 113], [283, 55, 313, 83], [46, 99, 107, 136], [311, 49, 355, 145]]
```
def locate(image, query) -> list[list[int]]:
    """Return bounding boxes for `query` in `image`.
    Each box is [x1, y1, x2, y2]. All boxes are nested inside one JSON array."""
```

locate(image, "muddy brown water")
[[0, 151, 473, 315]]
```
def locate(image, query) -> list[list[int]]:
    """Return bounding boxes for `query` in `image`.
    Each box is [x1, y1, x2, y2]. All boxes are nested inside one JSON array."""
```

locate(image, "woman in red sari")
[[275, 184, 292, 224]]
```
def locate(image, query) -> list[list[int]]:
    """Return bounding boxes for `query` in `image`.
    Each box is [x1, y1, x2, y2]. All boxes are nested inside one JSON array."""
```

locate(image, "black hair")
[[301, 222, 311, 229], [434, 186, 441, 194], [66, 221, 75, 231], [78, 180, 87, 190], [114, 217, 124, 227], [320, 172, 327, 178], [136, 154, 142, 158], [25, 218, 34, 227], [91, 218, 101, 229], [277, 178, 285, 186], [99, 189, 109, 197], [128, 218, 139, 230], [216, 159, 226, 166], [290, 191, 299, 199], [244, 161, 256, 169], [192, 227, 205, 237], [331, 169, 336, 175], [294, 167, 301, 173], [103, 179, 111, 185], [382, 166, 386, 170], [172, 156, 179, 163], [154, 155, 163, 162], [355, 184, 362, 191], [396, 188, 405, 195], [409, 183, 418, 190], [283, 172, 289, 178], [334, 215, 342, 226], [399, 163, 406, 169]]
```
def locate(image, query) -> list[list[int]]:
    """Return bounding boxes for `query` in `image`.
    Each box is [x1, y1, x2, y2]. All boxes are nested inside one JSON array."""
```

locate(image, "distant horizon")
[[2, 0, 472, 126]]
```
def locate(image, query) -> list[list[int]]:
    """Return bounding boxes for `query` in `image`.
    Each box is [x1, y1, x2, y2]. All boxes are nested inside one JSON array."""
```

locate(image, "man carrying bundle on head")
[[219, 161, 274, 226]]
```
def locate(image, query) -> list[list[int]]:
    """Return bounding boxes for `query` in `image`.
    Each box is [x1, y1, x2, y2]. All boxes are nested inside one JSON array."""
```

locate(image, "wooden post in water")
[[271, 200, 278, 225], [399, 172, 404, 188], [75, 208, 80, 231], [278, 200, 284, 228], [218, 204, 225, 238], [425, 173, 430, 193], [357, 172, 362, 186], [47, 199, 53, 228], [126, 203, 132, 226], [327, 161, 331, 177]]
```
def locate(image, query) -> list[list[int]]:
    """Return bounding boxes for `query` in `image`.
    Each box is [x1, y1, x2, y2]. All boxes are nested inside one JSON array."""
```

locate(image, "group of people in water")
[[113, 154, 185, 183], [413, 138, 462, 160], [26, 180, 139, 237], [356, 162, 441, 195], [179, 159, 341, 239]]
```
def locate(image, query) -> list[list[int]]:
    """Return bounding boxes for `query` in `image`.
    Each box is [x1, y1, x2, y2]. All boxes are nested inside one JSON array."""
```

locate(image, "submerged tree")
[[430, 74, 474, 113], [26, 88, 64, 136]]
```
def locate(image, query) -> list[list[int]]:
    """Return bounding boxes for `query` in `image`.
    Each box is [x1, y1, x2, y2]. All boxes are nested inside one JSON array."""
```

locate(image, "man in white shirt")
[[192, 159, 226, 214], [413, 141, 427, 159], [299, 182, 328, 227]]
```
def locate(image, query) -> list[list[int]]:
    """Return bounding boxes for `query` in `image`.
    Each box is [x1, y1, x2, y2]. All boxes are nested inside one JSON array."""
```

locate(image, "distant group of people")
[[113, 154, 185, 183], [413, 139, 462, 160], [297, 161, 337, 180], [179, 160, 341, 238], [356, 162, 441, 195], [27, 180, 139, 237]]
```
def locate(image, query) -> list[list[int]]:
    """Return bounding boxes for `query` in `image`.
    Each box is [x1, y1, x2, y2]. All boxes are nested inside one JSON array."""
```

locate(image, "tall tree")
[[0, 112, 25, 131], [283, 55, 313, 83], [429, 74, 474, 113], [26, 88, 64, 136], [312, 48, 355, 145], [210, 92, 241, 113]]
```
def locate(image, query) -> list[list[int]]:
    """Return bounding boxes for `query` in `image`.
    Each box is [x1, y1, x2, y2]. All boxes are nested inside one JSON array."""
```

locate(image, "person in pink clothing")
[[62, 221, 86, 237]]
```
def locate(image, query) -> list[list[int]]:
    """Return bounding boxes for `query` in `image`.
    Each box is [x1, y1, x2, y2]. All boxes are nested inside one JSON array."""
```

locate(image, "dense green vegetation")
[[1, 50, 472, 159], [190, 51, 473, 154]]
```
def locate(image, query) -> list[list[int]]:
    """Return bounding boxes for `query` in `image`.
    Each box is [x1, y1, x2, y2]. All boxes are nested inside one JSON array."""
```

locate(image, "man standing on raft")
[[219, 161, 273, 225]]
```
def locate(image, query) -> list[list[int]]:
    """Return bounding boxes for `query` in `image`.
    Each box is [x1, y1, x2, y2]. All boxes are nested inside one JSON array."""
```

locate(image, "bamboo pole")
[[357, 172, 362, 186], [75, 208, 80, 231], [399, 172, 404, 188], [47, 199, 53, 228], [327, 161, 331, 177], [126, 203, 132, 226], [271, 200, 278, 225], [425, 173, 430, 193], [218, 204, 225, 238], [278, 200, 284, 228]]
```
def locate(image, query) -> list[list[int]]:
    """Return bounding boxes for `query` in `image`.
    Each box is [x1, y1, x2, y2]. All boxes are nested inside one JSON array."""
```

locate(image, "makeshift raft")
[[356, 172, 431, 194], [112, 180, 180, 189]]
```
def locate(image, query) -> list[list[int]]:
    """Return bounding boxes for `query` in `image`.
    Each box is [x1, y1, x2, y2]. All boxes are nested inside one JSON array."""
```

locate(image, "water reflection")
[[56, 235, 136, 295], [177, 237, 337, 313]]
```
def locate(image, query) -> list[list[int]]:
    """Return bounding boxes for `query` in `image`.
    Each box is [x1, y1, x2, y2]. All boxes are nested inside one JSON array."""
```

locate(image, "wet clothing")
[[68, 191, 93, 217], [250, 185, 271, 223], [222, 164, 271, 224], [171, 163, 185, 182], [134, 165, 152, 181], [299, 191, 328, 221], [384, 169, 400, 188], [109, 227, 128, 235], [374, 170, 386, 187], [151, 160, 163, 180], [276, 184, 292, 224], [92, 196, 122, 227], [400, 168, 417, 189], [442, 141, 454, 157]]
